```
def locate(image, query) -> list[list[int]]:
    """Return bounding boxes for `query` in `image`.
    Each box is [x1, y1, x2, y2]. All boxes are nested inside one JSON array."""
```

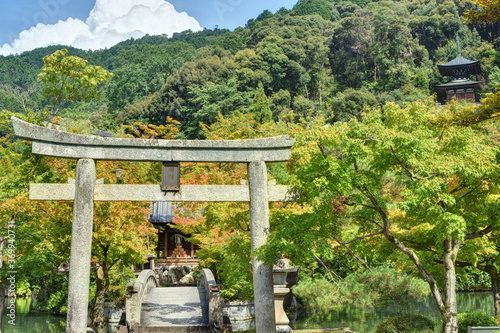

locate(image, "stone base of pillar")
[[276, 325, 293, 333]]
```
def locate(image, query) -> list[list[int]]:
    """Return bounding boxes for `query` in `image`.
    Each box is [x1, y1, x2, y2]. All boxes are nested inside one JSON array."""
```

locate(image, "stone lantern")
[[273, 259, 299, 333]]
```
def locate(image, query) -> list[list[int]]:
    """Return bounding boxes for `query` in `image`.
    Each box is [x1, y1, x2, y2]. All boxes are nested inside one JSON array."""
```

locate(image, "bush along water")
[[457, 312, 497, 333], [376, 313, 435, 333]]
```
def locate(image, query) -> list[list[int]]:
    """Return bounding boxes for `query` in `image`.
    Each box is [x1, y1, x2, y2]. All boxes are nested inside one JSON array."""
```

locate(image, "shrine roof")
[[148, 201, 174, 224]]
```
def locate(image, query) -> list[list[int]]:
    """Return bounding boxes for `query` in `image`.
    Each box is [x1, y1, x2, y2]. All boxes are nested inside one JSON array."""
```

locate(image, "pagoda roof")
[[433, 80, 480, 94], [433, 80, 480, 88], [439, 55, 479, 67], [438, 55, 481, 77]]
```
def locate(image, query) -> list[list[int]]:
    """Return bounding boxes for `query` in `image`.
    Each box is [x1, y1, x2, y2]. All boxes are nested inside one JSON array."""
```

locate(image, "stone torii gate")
[[11, 116, 295, 333]]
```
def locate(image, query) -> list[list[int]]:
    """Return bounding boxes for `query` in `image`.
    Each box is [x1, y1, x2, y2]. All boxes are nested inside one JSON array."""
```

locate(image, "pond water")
[[290, 291, 494, 333], [0, 292, 495, 332], [1, 298, 65, 333]]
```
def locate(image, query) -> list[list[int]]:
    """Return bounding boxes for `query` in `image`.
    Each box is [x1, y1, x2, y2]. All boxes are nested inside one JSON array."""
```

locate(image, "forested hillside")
[[1, 0, 499, 137]]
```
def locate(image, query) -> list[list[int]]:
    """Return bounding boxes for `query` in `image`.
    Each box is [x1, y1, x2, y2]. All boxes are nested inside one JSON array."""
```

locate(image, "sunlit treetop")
[[465, 0, 500, 23], [37, 48, 113, 115]]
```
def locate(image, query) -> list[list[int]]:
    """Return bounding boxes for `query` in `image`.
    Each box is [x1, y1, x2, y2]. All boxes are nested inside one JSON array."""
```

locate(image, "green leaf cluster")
[[37, 48, 113, 114], [458, 312, 497, 333], [293, 266, 429, 314], [376, 313, 436, 333]]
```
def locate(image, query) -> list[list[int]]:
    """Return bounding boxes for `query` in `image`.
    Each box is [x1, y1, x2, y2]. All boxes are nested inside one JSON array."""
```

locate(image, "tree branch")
[[345, 231, 383, 244], [332, 234, 372, 272], [390, 147, 432, 181], [458, 183, 481, 200], [341, 215, 383, 228], [314, 254, 345, 283], [464, 225, 494, 240], [317, 142, 328, 158], [362, 184, 445, 311], [449, 182, 467, 195]]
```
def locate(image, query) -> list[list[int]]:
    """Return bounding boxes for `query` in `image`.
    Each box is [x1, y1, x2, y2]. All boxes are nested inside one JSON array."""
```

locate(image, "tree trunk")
[[369, 190, 461, 332], [490, 268, 500, 323], [91, 264, 110, 333], [441, 237, 460, 333]]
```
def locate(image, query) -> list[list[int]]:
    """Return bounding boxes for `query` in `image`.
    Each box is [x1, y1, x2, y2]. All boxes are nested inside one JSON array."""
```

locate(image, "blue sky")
[[0, 0, 298, 56]]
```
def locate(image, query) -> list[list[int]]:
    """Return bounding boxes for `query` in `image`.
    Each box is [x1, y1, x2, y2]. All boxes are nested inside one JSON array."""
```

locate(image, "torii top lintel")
[[11, 117, 295, 163]]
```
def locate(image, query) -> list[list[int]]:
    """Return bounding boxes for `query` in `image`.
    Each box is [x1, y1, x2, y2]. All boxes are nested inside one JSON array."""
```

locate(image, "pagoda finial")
[[456, 33, 461, 56]]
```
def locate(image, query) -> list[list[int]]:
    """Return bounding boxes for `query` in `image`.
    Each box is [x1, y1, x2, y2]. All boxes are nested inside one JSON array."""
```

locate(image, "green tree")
[[330, 87, 378, 122], [263, 99, 500, 333], [294, 266, 429, 314], [293, 0, 336, 21], [37, 49, 113, 115], [105, 42, 196, 111], [90, 163, 156, 333], [465, 0, 500, 23], [252, 82, 273, 123]]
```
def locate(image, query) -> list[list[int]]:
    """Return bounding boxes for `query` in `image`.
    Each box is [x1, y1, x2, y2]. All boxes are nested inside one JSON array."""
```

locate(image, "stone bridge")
[[123, 269, 225, 333]]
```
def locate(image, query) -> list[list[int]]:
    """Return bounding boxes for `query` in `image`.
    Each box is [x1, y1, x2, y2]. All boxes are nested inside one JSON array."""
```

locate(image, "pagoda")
[[434, 34, 481, 103]]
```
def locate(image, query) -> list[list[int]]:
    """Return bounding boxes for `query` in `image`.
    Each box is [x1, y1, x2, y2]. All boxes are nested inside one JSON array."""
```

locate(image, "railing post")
[[248, 161, 276, 333], [209, 285, 223, 328], [125, 284, 140, 328], [66, 159, 95, 333]]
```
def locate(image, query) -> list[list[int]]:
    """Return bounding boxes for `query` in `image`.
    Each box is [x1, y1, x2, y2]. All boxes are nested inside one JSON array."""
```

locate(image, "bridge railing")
[[197, 268, 224, 329], [125, 269, 159, 328]]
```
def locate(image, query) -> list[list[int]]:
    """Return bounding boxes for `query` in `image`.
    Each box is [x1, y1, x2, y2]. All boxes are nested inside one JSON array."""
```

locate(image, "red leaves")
[[331, 196, 347, 214]]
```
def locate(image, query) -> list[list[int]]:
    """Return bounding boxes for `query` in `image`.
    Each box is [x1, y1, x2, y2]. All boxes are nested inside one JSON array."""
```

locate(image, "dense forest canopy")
[[0, 0, 499, 137]]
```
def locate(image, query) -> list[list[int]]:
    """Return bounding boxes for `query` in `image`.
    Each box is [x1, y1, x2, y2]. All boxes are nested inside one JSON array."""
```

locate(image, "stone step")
[[140, 286, 208, 329], [132, 326, 210, 333]]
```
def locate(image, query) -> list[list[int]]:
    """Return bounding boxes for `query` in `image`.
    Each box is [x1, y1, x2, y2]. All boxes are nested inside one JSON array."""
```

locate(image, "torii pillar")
[[249, 161, 275, 332], [67, 159, 95, 332]]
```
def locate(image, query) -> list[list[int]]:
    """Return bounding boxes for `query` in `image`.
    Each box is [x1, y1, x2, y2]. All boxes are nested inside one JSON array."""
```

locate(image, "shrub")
[[47, 289, 68, 315], [15, 280, 32, 297], [376, 313, 435, 333], [458, 312, 497, 333]]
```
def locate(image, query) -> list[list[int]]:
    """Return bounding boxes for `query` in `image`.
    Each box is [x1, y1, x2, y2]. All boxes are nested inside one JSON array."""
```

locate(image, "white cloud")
[[0, 0, 202, 56]]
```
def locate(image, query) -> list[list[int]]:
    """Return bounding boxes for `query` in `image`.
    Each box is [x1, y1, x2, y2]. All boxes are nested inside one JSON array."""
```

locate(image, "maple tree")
[[120, 116, 180, 139], [173, 160, 253, 300], [0, 121, 157, 332], [261, 99, 500, 333], [89, 161, 156, 332], [0, 111, 159, 332]]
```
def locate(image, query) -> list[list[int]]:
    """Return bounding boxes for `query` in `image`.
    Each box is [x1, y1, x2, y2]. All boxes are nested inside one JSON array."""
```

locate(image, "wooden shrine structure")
[[148, 201, 200, 266]]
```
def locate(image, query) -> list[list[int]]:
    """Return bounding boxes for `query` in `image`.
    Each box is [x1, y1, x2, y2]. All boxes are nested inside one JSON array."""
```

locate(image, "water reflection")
[[291, 292, 494, 333], [1, 292, 495, 332], [1, 298, 66, 333]]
